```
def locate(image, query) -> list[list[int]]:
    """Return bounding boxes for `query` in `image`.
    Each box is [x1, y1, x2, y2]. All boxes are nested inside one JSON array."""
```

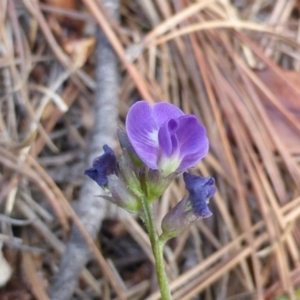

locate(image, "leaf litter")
[[1, 0, 300, 299]]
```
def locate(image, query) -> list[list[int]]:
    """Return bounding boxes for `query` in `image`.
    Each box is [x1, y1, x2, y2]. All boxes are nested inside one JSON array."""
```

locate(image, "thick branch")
[[49, 1, 120, 299]]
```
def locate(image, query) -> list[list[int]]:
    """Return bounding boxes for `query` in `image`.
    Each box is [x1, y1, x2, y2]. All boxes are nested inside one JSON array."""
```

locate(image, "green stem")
[[141, 197, 172, 300]]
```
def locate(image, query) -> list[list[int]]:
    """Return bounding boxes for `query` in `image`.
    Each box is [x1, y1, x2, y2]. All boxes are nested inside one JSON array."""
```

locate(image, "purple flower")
[[126, 101, 208, 176], [161, 172, 216, 241], [183, 172, 216, 218], [84, 145, 118, 187]]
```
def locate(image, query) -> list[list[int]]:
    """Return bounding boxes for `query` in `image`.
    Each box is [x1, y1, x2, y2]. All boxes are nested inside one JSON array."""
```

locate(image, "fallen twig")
[[48, 0, 125, 299]]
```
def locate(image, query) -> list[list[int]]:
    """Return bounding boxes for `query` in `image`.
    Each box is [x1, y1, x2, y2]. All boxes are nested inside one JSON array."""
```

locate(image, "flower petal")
[[178, 139, 209, 171], [178, 153, 202, 172], [183, 172, 216, 218], [174, 115, 209, 170], [158, 119, 179, 157], [176, 115, 209, 156], [152, 102, 184, 127], [126, 101, 159, 169], [84, 145, 118, 187], [192, 202, 212, 218]]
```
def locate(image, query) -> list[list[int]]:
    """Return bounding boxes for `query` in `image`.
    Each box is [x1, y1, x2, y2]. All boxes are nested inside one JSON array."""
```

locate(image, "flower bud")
[[84, 145, 118, 187], [183, 172, 216, 218], [161, 172, 216, 241], [161, 197, 195, 241]]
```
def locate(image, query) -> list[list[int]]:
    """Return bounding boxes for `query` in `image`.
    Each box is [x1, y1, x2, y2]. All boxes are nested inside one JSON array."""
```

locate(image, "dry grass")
[[1, 0, 300, 299]]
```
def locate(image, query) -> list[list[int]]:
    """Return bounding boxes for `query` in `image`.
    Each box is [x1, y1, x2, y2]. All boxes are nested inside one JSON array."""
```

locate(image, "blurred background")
[[0, 0, 300, 299]]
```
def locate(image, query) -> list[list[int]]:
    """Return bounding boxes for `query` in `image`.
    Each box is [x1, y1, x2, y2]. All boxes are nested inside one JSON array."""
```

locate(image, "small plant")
[[85, 101, 216, 299]]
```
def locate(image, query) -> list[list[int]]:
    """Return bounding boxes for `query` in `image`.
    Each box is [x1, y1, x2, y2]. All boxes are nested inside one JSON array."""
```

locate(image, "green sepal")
[[118, 151, 144, 198], [145, 169, 177, 201], [102, 174, 142, 214]]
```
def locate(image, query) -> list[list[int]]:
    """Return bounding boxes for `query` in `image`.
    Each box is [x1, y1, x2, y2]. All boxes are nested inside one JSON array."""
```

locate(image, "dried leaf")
[[63, 37, 95, 69]]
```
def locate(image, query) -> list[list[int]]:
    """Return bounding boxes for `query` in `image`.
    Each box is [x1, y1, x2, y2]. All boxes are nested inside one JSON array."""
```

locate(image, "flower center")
[[157, 155, 181, 176], [157, 119, 181, 176]]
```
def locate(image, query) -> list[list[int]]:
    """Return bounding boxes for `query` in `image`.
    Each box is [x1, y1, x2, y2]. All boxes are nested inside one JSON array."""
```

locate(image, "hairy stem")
[[141, 197, 172, 300]]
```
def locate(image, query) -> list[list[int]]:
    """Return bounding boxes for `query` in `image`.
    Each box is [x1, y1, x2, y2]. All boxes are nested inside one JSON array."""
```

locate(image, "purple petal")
[[178, 153, 202, 172], [183, 172, 216, 218], [171, 135, 179, 155], [184, 173, 216, 194], [176, 115, 209, 156], [158, 119, 179, 157], [158, 123, 172, 157], [193, 204, 212, 218], [178, 139, 208, 171], [126, 101, 159, 169], [84, 145, 118, 187], [174, 115, 209, 170], [152, 102, 184, 127]]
